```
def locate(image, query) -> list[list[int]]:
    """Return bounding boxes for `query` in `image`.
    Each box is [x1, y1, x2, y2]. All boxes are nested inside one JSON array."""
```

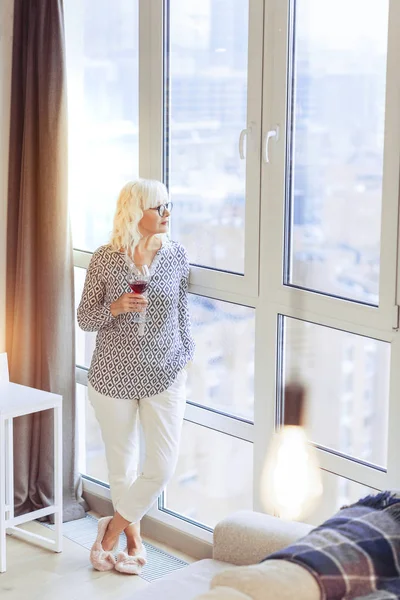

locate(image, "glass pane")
[[74, 267, 96, 369], [286, 0, 389, 304], [189, 295, 255, 421], [76, 383, 108, 482], [65, 0, 139, 252], [164, 421, 253, 528], [305, 471, 375, 526], [283, 317, 390, 467], [167, 0, 249, 273]]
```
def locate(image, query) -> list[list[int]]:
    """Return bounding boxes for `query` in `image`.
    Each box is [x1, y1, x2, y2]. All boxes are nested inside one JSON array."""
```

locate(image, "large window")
[[65, 0, 139, 252], [262, 0, 400, 521], [66, 0, 400, 539], [286, 0, 388, 304], [282, 318, 390, 467], [167, 0, 249, 274], [163, 421, 253, 529]]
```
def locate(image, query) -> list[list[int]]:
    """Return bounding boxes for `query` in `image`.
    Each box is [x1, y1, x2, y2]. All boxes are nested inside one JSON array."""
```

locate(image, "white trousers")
[[87, 369, 187, 524]]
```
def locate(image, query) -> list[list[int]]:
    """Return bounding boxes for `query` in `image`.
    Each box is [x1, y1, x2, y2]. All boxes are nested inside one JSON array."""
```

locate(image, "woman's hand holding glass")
[[110, 292, 148, 317]]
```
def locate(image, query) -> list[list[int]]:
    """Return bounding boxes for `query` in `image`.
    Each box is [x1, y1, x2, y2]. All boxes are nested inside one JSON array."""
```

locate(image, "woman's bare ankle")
[[126, 538, 144, 555], [124, 521, 141, 544], [125, 532, 142, 545], [102, 532, 119, 551], [101, 518, 120, 551]]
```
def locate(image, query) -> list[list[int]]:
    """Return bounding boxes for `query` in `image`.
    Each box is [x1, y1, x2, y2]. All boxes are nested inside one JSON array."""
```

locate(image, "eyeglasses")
[[150, 202, 173, 217]]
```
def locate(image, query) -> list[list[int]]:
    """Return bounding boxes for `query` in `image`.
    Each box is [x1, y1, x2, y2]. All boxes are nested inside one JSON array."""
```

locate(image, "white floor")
[[0, 519, 196, 600]]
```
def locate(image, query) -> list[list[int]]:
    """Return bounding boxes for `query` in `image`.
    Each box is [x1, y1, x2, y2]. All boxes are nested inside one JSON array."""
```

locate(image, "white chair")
[[0, 352, 63, 573]]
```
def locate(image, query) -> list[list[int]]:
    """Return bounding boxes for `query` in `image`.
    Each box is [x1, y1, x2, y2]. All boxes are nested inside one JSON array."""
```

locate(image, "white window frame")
[[261, 0, 400, 333], [253, 0, 400, 514], [71, 0, 400, 539], [72, 0, 264, 540], [140, 0, 264, 532], [141, 0, 265, 299]]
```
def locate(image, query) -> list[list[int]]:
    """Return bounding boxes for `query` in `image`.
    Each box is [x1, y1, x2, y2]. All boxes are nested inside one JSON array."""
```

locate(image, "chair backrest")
[[0, 353, 10, 382]]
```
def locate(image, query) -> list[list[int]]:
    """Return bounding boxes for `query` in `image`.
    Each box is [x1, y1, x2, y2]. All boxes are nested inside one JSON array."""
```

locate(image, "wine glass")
[[127, 264, 151, 331]]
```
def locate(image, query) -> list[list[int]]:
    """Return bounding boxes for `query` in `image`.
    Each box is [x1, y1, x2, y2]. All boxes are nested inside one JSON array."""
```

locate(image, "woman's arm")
[[77, 251, 115, 332], [178, 248, 195, 361]]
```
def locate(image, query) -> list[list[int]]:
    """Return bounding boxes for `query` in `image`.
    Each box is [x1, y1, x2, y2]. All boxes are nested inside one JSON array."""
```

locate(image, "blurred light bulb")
[[261, 425, 323, 521]]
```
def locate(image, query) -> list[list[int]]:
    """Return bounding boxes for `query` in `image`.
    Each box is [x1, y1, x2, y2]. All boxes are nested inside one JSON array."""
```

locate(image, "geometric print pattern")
[[77, 238, 195, 400]]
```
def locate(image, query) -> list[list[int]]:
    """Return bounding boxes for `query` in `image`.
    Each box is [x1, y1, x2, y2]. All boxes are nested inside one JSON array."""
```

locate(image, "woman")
[[77, 179, 195, 575]]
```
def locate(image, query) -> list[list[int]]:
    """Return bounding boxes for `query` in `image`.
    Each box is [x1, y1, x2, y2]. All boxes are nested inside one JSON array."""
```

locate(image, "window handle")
[[238, 126, 252, 160], [264, 126, 280, 163]]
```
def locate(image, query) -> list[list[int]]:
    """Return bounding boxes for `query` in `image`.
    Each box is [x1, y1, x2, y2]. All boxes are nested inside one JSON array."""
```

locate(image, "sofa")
[[130, 510, 316, 600]]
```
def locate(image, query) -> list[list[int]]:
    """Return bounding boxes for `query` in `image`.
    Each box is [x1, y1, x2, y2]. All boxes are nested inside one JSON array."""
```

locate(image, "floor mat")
[[42, 513, 189, 581]]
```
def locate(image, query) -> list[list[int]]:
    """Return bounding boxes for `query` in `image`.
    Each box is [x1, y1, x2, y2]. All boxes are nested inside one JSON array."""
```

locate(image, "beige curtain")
[[6, 0, 86, 521]]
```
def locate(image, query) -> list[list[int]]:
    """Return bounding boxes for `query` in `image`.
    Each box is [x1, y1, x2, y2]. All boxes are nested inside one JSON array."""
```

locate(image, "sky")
[[298, 0, 389, 51], [169, 0, 390, 55]]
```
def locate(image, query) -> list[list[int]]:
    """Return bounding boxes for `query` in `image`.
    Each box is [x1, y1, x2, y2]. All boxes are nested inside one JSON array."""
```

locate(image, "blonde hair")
[[109, 179, 169, 256]]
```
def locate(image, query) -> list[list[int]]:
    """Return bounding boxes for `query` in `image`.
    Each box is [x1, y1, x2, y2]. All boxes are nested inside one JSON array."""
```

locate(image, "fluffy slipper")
[[90, 516, 119, 572], [115, 544, 147, 575]]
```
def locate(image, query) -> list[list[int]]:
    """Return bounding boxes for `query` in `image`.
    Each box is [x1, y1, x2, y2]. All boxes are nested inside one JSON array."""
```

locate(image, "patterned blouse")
[[77, 238, 195, 400]]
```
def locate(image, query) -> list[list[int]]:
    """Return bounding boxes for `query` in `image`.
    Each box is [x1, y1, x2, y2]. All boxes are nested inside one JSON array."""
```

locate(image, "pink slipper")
[[115, 544, 147, 575], [90, 516, 119, 572]]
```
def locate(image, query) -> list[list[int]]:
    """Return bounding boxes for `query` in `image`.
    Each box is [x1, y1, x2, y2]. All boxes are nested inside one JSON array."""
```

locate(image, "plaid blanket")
[[262, 492, 400, 600]]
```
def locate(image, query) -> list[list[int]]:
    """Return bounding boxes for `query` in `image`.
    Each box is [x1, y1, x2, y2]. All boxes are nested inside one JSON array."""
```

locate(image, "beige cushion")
[[213, 511, 312, 566], [207, 559, 321, 600]]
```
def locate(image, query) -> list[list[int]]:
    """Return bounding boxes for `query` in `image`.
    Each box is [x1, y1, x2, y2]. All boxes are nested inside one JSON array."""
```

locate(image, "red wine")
[[129, 280, 148, 294]]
